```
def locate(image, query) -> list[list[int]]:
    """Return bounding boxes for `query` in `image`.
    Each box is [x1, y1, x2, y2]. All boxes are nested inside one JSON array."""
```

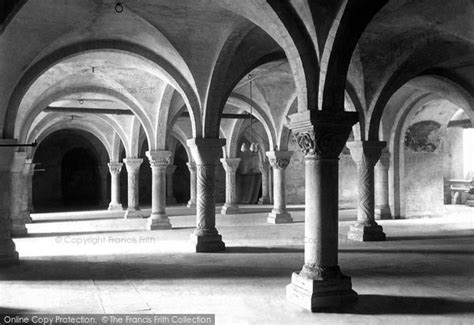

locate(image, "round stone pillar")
[[186, 162, 197, 208], [266, 151, 293, 224], [220, 158, 241, 215], [258, 159, 271, 204], [22, 159, 34, 223], [10, 152, 28, 237], [0, 140, 19, 265], [123, 158, 144, 219], [146, 151, 172, 230], [187, 138, 226, 252], [346, 141, 386, 241], [166, 165, 177, 204], [107, 162, 123, 211], [286, 111, 358, 311], [375, 148, 392, 219]]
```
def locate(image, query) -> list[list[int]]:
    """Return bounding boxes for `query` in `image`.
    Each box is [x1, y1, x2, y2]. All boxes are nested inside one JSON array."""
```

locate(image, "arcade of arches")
[[0, 0, 473, 322]]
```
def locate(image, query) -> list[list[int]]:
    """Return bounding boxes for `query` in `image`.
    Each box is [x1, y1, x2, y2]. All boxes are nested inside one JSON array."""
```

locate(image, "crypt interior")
[[0, 0, 473, 323]]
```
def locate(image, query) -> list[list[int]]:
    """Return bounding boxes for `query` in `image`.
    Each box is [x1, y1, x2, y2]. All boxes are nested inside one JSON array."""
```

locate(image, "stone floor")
[[1, 204, 473, 324]]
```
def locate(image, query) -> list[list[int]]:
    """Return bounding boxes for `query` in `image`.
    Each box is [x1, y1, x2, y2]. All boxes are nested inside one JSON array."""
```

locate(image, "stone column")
[[286, 111, 359, 311], [375, 148, 392, 219], [186, 162, 197, 208], [269, 167, 274, 204], [166, 165, 177, 204], [107, 162, 123, 211], [10, 152, 28, 237], [22, 159, 34, 223], [220, 158, 241, 214], [187, 138, 226, 252], [146, 151, 172, 230], [123, 158, 144, 219], [258, 159, 271, 204], [266, 151, 293, 224], [347, 141, 386, 241], [28, 164, 35, 213], [0, 140, 19, 265]]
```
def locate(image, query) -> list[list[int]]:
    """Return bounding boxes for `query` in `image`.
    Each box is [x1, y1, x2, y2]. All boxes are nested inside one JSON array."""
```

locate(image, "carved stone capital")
[[123, 158, 143, 174], [146, 150, 172, 168], [187, 138, 226, 166], [346, 141, 386, 168], [266, 151, 293, 170], [220, 158, 241, 173], [108, 162, 123, 176], [289, 111, 359, 159]]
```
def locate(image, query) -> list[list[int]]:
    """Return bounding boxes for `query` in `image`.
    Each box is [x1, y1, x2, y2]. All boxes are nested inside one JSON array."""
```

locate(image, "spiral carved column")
[[186, 162, 197, 208], [108, 162, 123, 211], [187, 138, 226, 252], [285, 111, 359, 311], [10, 152, 28, 237], [266, 151, 293, 224], [375, 148, 392, 219], [123, 158, 144, 219], [347, 141, 386, 241], [146, 151, 172, 230], [0, 140, 19, 265], [258, 159, 271, 204], [220, 158, 241, 215]]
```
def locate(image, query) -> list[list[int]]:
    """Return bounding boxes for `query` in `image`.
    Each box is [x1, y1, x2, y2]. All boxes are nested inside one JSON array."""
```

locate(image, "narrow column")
[[347, 141, 386, 241], [375, 148, 392, 219], [22, 159, 34, 223], [258, 159, 271, 204], [187, 138, 226, 252], [107, 162, 123, 211], [0, 140, 19, 265], [146, 151, 172, 230], [186, 162, 197, 208], [269, 167, 274, 204], [123, 158, 144, 219], [220, 158, 241, 214], [286, 111, 359, 311], [10, 152, 28, 237], [166, 165, 177, 204], [266, 151, 293, 224]]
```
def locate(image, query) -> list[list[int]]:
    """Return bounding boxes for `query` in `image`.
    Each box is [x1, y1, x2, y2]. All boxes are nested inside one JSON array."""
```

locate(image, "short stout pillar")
[[258, 159, 271, 204], [10, 152, 28, 237], [375, 148, 392, 219], [346, 141, 386, 241], [0, 140, 19, 265], [146, 151, 172, 230], [220, 158, 241, 215], [166, 165, 177, 204], [123, 158, 144, 219], [107, 162, 124, 211], [187, 138, 226, 252], [186, 162, 197, 208], [266, 151, 293, 224], [286, 111, 359, 311]]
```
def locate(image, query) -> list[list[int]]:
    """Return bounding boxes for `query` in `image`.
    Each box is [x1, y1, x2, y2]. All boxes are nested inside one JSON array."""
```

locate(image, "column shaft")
[[10, 152, 27, 237], [108, 162, 123, 211], [21, 160, 34, 223], [123, 158, 144, 219], [375, 149, 392, 219], [146, 151, 172, 230], [258, 160, 270, 204], [187, 162, 197, 208], [267, 151, 293, 224], [220, 158, 241, 215]]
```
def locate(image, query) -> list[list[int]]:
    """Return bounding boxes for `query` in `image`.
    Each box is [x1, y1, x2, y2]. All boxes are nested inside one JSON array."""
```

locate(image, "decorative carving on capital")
[[123, 158, 143, 174], [269, 157, 291, 170], [294, 129, 352, 159], [108, 162, 123, 176], [146, 151, 171, 168]]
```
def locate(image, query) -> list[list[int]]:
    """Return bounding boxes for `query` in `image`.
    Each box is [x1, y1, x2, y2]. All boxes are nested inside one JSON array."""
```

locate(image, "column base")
[[220, 203, 240, 215], [267, 210, 293, 224], [375, 206, 392, 220], [187, 201, 196, 209], [0, 238, 19, 266], [146, 214, 172, 230], [124, 209, 144, 219], [22, 211, 32, 224], [108, 203, 124, 211], [258, 196, 271, 205], [286, 266, 357, 312], [10, 222, 28, 237], [347, 222, 386, 241], [190, 231, 225, 252]]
